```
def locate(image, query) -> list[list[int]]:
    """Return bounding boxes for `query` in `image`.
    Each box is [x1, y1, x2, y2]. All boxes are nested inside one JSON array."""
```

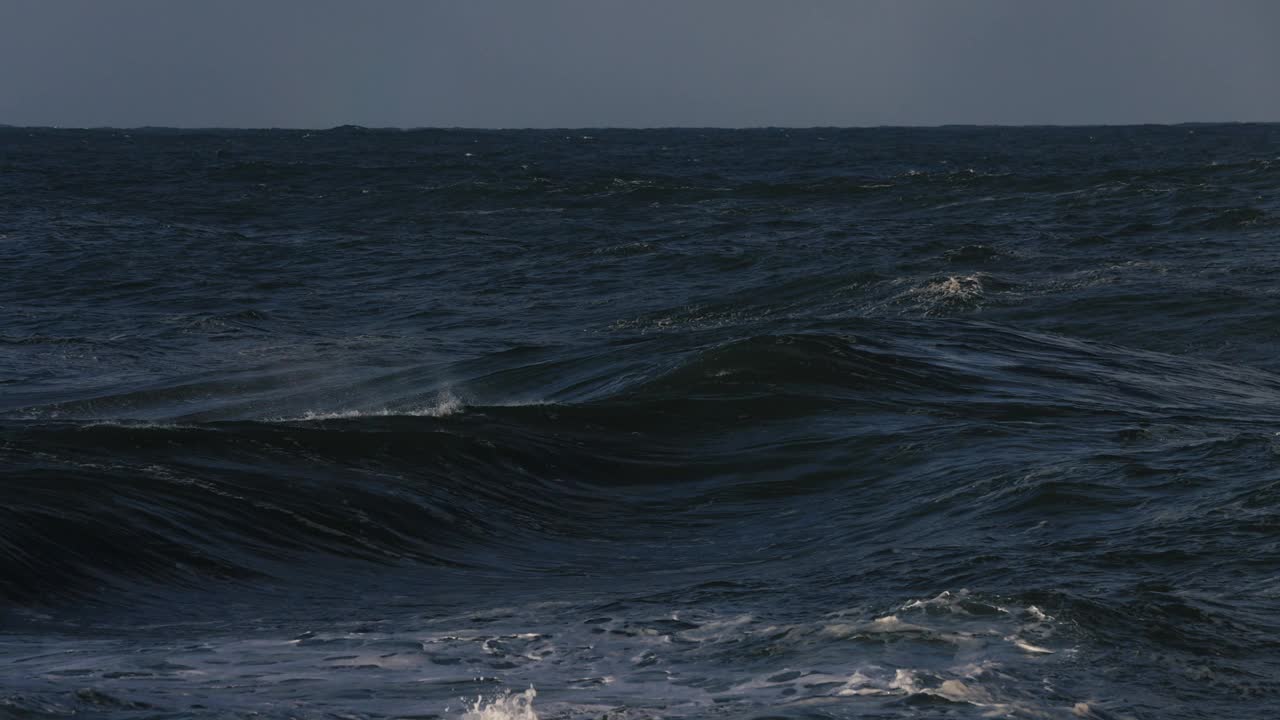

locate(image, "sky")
[[1, 0, 1277, 128]]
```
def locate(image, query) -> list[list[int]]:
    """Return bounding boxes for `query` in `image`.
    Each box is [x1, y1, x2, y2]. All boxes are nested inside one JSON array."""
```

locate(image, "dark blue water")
[[3, 124, 1280, 719]]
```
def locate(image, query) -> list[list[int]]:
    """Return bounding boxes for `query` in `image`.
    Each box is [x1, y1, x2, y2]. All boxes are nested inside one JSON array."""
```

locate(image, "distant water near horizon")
[[3, 124, 1280, 719]]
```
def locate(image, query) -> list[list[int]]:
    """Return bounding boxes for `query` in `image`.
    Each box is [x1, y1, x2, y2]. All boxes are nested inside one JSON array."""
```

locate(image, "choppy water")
[[3, 124, 1280, 719]]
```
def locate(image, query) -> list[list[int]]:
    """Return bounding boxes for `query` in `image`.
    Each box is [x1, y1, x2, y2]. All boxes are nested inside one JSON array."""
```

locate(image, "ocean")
[[2, 124, 1279, 719]]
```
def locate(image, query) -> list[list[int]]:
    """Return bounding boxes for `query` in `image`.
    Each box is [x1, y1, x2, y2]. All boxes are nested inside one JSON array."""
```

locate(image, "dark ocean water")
[[2, 124, 1280, 719]]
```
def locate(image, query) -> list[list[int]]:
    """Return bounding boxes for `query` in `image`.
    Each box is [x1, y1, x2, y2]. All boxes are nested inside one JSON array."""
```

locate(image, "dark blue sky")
[[2, 0, 1277, 128]]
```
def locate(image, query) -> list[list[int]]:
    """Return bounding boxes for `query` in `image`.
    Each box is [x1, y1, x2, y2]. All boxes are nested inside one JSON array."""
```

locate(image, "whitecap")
[[462, 688, 538, 720]]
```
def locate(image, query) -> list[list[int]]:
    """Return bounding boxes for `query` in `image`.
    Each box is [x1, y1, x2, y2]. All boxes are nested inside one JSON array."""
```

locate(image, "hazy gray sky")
[[1, 0, 1277, 128]]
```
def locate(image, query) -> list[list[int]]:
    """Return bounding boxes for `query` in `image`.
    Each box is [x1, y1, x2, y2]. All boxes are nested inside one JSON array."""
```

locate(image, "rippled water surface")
[[3, 125, 1280, 719]]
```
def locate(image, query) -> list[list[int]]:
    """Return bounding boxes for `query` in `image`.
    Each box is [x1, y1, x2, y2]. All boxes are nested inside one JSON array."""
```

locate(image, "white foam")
[[913, 274, 988, 306], [1010, 637, 1055, 654], [286, 389, 465, 421], [462, 688, 538, 720], [81, 420, 194, 430], [888, 668, 922, 693], [837, 669, 894, 696], [1027, 605, 1052, 622], [867, 614, 927, 632], [902, 589, 973, 611], [407, 389, 465, 417]]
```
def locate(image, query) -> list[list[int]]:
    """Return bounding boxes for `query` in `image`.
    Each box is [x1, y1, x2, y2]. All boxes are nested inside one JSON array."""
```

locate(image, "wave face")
[[3, 124, 1280, 719]]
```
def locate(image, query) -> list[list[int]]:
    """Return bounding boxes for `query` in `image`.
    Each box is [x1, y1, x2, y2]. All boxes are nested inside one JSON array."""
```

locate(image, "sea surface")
[[2, 124, 1280, 719]]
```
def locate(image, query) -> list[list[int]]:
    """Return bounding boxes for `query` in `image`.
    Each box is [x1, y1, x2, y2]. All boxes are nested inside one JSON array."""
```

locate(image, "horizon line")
[[2, 120, 1278, 132]]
